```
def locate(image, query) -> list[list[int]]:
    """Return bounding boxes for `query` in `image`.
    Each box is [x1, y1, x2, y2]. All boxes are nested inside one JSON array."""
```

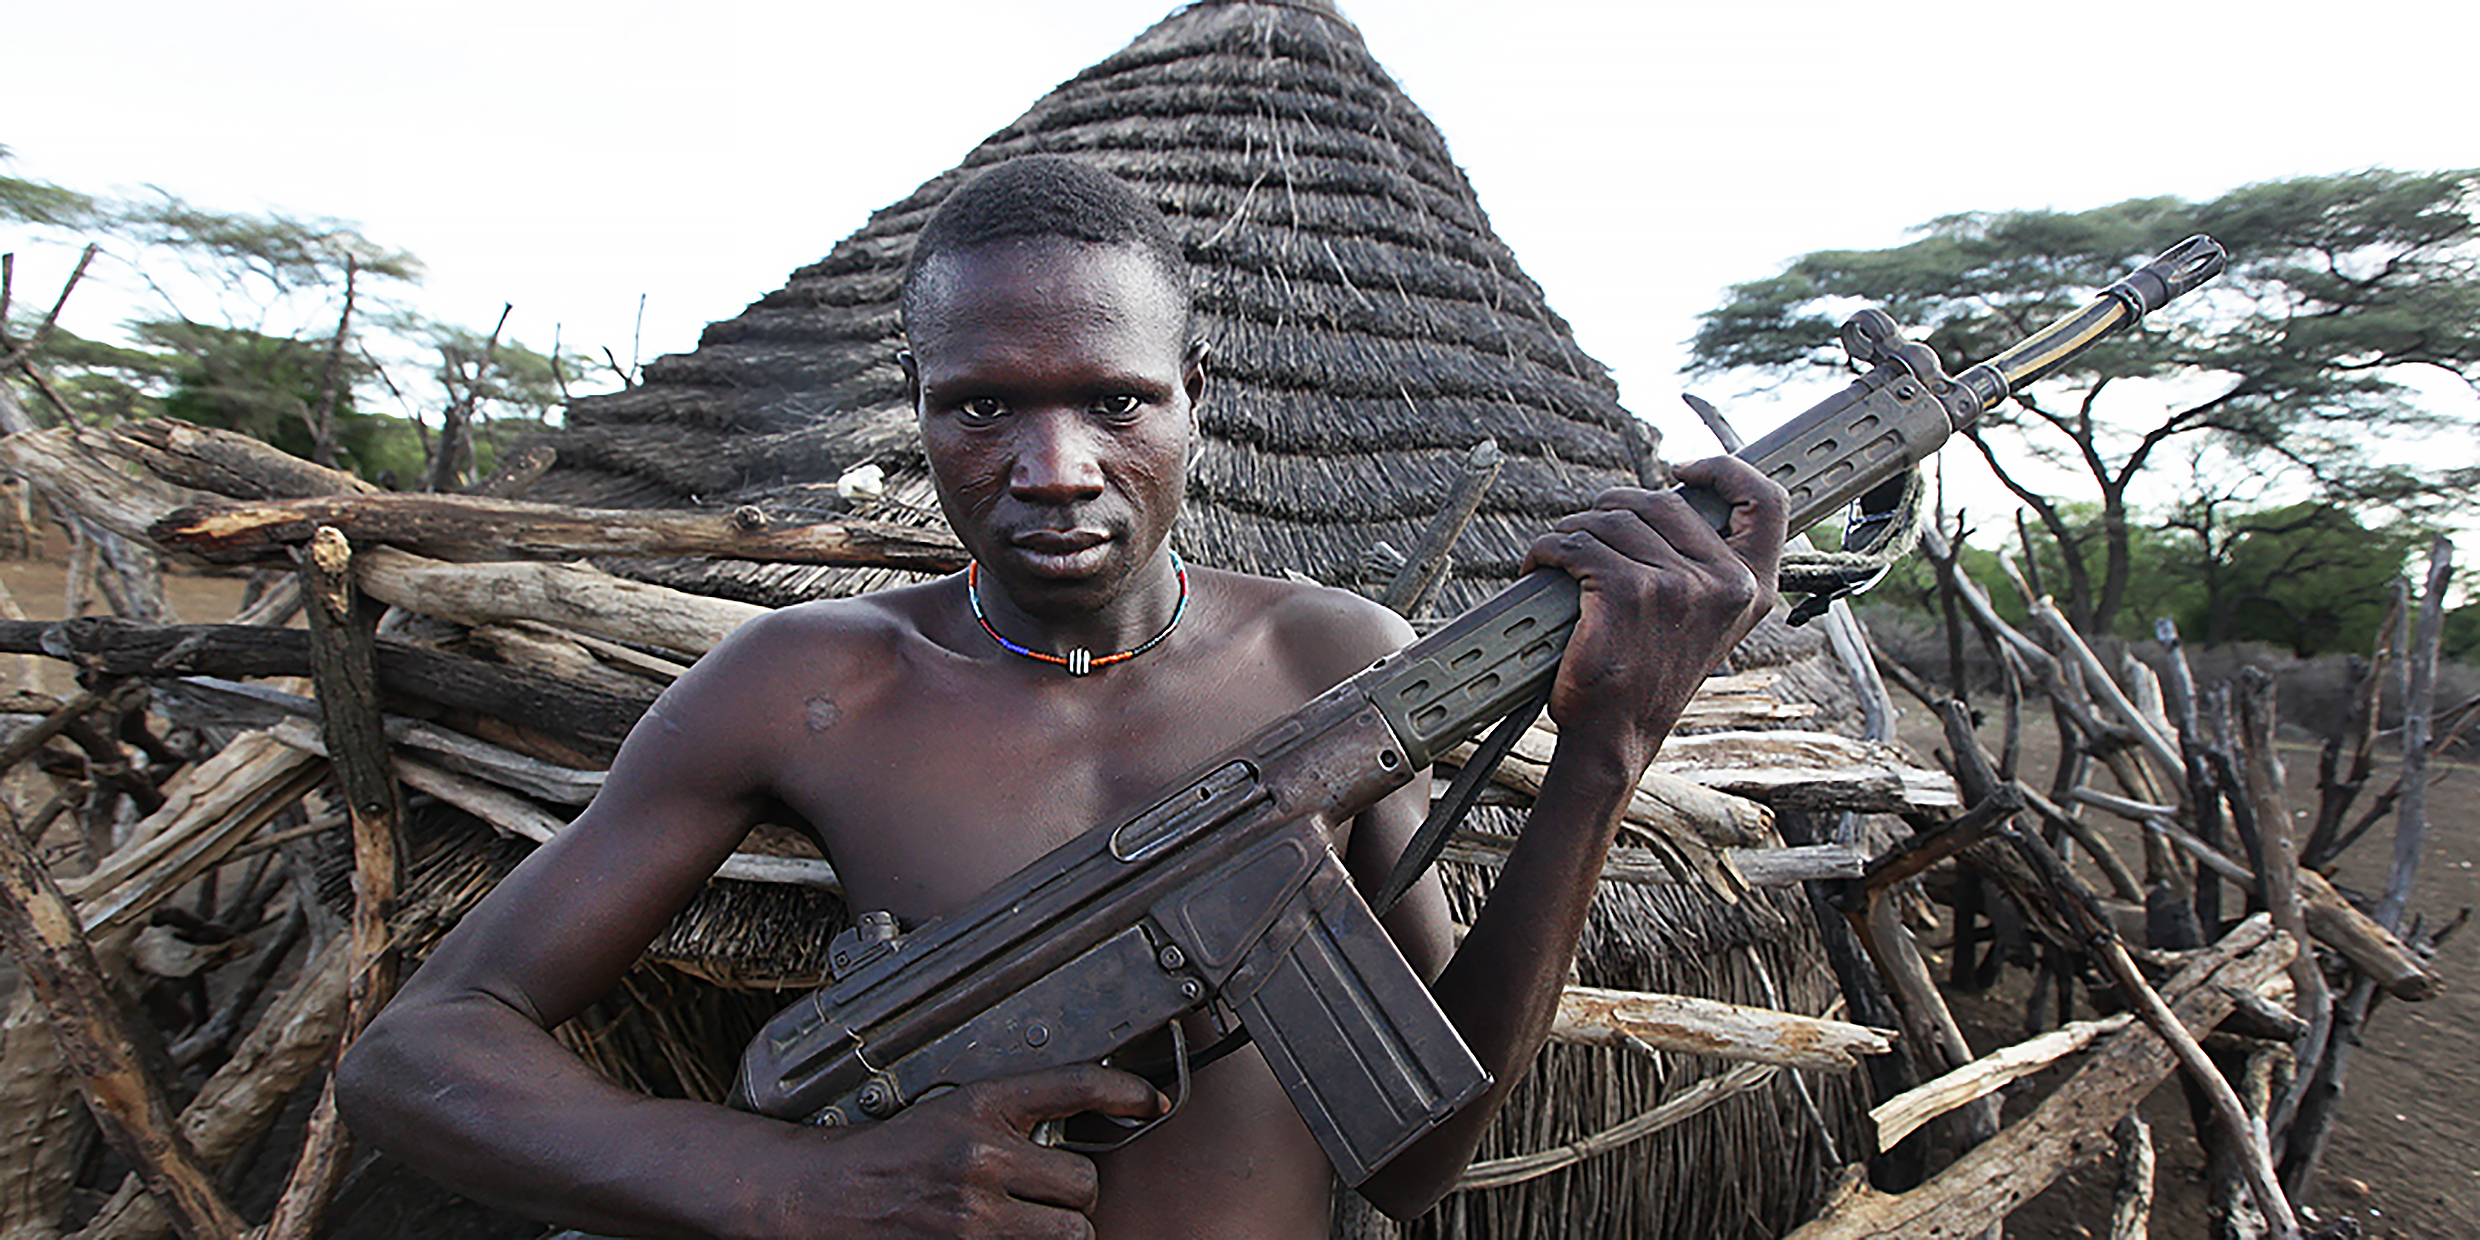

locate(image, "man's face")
[[904, 239, 1203, 617]]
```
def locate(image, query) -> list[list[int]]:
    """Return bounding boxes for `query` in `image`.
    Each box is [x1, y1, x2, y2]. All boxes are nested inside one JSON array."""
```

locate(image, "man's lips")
[[1008, 529, 1110, 554]]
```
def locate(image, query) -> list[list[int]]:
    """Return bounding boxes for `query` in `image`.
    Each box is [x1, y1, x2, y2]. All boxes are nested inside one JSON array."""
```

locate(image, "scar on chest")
[[802, 695, 841, 733]]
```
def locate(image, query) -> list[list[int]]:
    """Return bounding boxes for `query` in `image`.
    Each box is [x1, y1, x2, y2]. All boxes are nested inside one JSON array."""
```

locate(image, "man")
[[338, 156, 1786, 1239]]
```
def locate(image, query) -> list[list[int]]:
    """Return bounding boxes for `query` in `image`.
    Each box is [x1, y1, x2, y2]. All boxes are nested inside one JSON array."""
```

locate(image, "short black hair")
[[900, 155, 1192, 337]]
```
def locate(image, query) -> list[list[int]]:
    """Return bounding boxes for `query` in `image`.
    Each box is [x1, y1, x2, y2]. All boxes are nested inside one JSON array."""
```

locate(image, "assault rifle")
[[732, 236, 2226, 1185]]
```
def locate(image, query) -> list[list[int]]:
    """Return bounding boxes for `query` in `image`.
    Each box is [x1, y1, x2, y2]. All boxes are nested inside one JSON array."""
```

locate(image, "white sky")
[[6, 0, 2476, 524]]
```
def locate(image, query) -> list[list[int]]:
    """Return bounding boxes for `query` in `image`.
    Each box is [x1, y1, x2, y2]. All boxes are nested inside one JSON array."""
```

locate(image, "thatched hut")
[[521, 1, 1869, 1234]]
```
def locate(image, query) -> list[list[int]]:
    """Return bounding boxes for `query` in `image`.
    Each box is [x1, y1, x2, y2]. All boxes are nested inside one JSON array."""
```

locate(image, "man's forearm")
[[339, 997, 794, 1240]]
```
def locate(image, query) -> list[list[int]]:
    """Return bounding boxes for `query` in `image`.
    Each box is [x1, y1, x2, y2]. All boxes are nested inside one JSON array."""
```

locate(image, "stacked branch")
[[1848, 517, 2460, 1238], [0, 418, 1968, 1235]]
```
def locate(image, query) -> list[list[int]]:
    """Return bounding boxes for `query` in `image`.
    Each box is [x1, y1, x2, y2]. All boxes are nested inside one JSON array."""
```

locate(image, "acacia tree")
[[6, 154, 582, 488], [1689, 168, 2480, 636]]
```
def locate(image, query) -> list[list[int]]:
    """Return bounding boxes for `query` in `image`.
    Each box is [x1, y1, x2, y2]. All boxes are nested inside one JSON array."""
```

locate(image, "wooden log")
[[101, 419, 377, 501], [151, 677, 605, 806], [2235, 668, 2331, 1142], [2109, 1115, 2155, 1240], [60, 732, 324, 934], [152, 490, 968, 571], [2379, 535, 2452, 928], [1785, 914, 2292, 1239], [1857, 892, 2001, 1148], [0, 988, 92, 1240], [1651, 730, 1960, 814], [261, 719, 839, 890], [0, 797, 247, 1240], [1438, 833, 1858, 888], [264, 527, 401, 1240], [355, 546, 765, 658], [0, 427, 203, 544], [77, 937, 348, 1240], [0, 617, 654, 748], [2296, 867, 2439, 1000], [467, 622, 670, 701], [1551, 984, 1894, 1071], [1869, 1014, 2134, 1151]]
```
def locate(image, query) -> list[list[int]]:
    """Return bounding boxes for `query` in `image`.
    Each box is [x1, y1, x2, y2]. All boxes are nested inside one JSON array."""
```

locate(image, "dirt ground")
[[1891, 700, 2480, 1239]]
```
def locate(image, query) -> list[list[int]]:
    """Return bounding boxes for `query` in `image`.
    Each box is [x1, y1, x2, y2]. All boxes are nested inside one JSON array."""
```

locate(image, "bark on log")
[[1437, 833, 1857, 888], [1870, 1014, 2134, 1151], [0, 988, 92, 1240], [0, 617, 654, 748], [1651, 730, 1961, 814], [100, 420, 376, 502], [2109, 1115, 2155, 1240], [0, 428, 203, 543], [2296, 868, 2439, 1000], [60, 732, 324, 934], [153, 490, 967, 571], [0, 798, 247, 1240], [75, 939, 348, 1240], [261, 719, 841, 890], [1785, 915, 2292, 1240], [1550, 984, 1895, 1071], [355, 546, 765, 658]]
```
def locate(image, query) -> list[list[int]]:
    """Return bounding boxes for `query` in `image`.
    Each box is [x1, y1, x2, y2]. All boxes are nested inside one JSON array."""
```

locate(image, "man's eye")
[[1092, 394, 1143, 418], [958, 398, 1007, 423]]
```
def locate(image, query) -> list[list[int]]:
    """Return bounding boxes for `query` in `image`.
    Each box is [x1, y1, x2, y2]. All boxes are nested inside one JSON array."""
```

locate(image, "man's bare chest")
[[769, 672, 1310, 924]]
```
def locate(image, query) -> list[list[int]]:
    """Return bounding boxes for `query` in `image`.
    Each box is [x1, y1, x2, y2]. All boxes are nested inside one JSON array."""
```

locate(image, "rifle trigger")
[[1057, 1020, 1192, 1153]]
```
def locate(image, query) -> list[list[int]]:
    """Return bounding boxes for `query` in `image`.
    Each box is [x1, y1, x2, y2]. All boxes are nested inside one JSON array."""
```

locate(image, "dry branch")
[[77, 940, 349, 1240], [0, 799, 247, 1240], [2, 618, 653, 748], [1786, 915, 2293, 1240], [154, 490, 967, 571], [1652, 730, 1960, 814], [355, 546, 764, 658], [100, 419, 377, 501], [2297, 868, 2438, 1001], [1551, 984, 1894, 1071], [261, 719, 841, 890], [1870, 1014, 2133, 1151], [61, 732, 324, 934], [0, 427, 203, 543]]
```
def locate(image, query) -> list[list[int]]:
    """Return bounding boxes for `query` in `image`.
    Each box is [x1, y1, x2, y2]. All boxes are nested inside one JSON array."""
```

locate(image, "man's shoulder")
[[1194, 566, 1412, 685], [692, 581, 952, 692]]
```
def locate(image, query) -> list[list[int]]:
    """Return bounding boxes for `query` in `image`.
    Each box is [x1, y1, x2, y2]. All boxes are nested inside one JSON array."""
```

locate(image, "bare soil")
[[1893, 702, 2480, 1239]]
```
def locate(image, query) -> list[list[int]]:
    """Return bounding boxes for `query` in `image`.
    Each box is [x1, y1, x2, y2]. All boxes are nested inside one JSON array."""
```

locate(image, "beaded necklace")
[[968, 549, 1189, 676]]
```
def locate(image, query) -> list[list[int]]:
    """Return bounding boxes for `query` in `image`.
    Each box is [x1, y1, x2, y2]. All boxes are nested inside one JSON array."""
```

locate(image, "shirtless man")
[[337, 155, 1787, 1239]]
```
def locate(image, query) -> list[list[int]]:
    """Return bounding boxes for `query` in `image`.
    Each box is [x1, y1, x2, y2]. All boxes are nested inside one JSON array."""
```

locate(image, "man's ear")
[[897, 348, 920, 410], [1183, 337, 1210, 410]]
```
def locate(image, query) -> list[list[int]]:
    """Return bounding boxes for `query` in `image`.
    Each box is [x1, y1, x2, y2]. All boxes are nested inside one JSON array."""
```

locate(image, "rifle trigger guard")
[[1057, 1021, 1192, 1153]]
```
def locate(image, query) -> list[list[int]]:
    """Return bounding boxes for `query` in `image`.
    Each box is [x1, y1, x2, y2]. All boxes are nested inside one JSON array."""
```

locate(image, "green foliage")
[[129, 319, 425, 481], [0, 152, 563, 488], [2444, 602, 2480, 664], [1691, 169, 2480, 636], [2171, 503, 2418, 656]]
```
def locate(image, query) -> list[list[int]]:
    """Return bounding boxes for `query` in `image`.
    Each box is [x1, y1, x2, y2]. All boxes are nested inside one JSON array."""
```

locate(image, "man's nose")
[[1009, 413, 1106, 503]]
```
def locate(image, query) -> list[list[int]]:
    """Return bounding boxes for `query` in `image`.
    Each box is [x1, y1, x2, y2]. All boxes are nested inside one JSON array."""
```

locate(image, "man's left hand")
[[1519, 456, 1787, 771]]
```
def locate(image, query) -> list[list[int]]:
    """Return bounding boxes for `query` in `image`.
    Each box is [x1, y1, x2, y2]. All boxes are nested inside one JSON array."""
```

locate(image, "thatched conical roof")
[[537, 0, 1658, 611], [509, 4, 1862, 1237]]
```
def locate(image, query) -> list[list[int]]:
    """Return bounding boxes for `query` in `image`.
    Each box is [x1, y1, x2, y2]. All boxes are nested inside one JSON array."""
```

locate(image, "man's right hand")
[[764, 1064, 1166, 1239]]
